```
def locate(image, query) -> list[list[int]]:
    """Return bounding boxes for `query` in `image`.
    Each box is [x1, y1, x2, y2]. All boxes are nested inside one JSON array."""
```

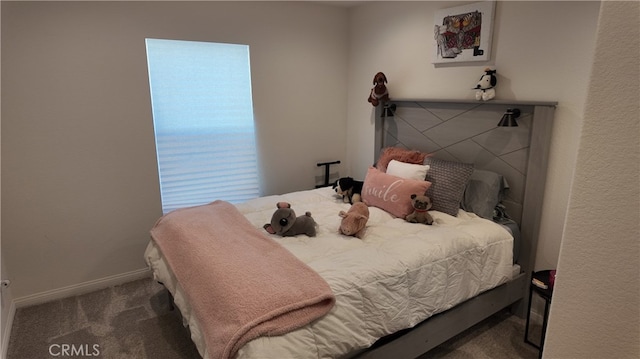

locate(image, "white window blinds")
[[145, 39, 260, 214]]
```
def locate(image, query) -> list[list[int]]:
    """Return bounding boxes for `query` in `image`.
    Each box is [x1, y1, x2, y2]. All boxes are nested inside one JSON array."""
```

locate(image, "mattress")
[[144, 187, 515, 359]]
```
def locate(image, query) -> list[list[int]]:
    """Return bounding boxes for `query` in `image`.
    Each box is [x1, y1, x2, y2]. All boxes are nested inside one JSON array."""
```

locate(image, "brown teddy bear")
[[338, 202, 369, 239], [406, 193, 434, 225]]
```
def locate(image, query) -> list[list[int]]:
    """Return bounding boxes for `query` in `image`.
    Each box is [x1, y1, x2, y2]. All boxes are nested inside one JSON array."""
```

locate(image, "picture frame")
[[432, 0, 496, 64]]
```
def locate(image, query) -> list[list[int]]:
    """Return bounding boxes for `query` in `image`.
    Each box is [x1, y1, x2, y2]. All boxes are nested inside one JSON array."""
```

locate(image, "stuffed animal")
[[332, 177, 364, 204], [338, 202, 369, 239], [367, 72, 389, 107], [473, 68, 497, 101], [406, 193, 434, 225], [263, 202, 317, 237]]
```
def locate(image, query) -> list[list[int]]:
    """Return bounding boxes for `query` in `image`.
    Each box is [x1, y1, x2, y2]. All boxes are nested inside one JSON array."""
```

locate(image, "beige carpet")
[[7, 278, 540, 359]]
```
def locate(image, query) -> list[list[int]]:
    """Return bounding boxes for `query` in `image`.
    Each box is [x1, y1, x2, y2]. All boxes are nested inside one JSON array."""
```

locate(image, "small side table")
[[524, 270, 556, 358]]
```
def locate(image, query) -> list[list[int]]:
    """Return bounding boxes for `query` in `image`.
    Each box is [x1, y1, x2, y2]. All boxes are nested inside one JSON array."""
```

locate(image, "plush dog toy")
[[367, 72, 389, 107], [474, 68, 497, 101], [406, 193, 434, 225], [339, 202, 369, 239], [263, 202, 317, 237], [333, 177, 364, 204]]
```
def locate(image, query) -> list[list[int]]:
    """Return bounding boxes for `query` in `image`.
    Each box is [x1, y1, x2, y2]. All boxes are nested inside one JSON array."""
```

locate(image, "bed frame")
[[160, 99, 556, 358], [352, 99, 557, 358]]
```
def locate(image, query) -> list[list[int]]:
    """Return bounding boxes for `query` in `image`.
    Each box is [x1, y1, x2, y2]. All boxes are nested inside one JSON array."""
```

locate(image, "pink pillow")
[[376, 147, 428, 172], [362, 167, 431, 218]]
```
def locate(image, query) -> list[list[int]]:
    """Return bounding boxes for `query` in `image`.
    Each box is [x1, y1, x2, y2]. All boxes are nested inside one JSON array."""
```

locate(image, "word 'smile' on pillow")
[[362, 167, 431, 218]]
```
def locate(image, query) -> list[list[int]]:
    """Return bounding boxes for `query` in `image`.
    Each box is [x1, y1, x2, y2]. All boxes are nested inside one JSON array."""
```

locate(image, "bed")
[[145, 99, 557, 359]]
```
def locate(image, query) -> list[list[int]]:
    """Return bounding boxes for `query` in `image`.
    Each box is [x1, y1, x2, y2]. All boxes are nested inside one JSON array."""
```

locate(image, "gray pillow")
[[423, 158, 474, 216], [462, 169, 508, 219]]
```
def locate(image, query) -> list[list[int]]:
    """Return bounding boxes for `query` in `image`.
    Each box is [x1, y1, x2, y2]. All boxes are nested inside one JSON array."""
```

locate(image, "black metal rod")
[[316, 160, 340, 188]]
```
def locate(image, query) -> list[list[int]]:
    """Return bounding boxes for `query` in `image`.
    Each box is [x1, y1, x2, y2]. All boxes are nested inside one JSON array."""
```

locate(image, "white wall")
[[544, 1, 640, 357], [0, 3, 12, 354], [1, 1, 348, 300], [347, 1, 600, 271]]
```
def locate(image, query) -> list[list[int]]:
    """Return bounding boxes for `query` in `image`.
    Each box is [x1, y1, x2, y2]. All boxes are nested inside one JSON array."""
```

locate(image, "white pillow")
[[386, 159, 430, 180]]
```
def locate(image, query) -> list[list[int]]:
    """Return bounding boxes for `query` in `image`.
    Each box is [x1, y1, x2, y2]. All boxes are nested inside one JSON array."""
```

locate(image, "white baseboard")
[[13, 268, 151, 309], [1, 300, 16, 359]]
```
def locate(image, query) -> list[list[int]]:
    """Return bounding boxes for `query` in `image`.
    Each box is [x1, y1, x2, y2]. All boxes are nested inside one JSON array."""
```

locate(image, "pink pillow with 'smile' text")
[[362, 167, 431, 218]]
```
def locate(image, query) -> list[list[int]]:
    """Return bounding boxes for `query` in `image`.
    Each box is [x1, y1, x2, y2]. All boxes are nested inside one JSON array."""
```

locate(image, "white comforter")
[[145, 187, 514, 359]]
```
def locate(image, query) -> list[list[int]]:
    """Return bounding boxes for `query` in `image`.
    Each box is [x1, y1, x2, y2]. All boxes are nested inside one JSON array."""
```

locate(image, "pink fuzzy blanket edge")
[[150, 200, 335, 359]]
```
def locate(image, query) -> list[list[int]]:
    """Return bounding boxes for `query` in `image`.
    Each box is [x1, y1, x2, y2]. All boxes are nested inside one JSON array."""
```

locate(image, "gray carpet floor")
[[7, 278, 540, 359]]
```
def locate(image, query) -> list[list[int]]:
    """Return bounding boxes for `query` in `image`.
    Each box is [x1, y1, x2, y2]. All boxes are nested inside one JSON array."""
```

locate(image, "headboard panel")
[[377, 101, 539, 225], [374, 99, 556, 279]]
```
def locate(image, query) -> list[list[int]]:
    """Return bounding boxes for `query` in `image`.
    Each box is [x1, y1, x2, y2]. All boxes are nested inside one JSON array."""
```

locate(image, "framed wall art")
[[433, 1, 496, 64]]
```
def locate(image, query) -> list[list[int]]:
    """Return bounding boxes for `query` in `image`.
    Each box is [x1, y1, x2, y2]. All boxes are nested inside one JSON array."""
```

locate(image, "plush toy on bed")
[[263, 202, 317, 237], [332, 177, 364, 204], [338, 202, 370, 239], [367, 72, 389, 107], [406, 193, 434, 225], [473, 68, 497, 101]]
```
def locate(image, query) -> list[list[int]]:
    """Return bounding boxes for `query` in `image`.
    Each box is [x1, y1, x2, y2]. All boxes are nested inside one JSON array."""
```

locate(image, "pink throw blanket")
[[150, 201, 335, 359]]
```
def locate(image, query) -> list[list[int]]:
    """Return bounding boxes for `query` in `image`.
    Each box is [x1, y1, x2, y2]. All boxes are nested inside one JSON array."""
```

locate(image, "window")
[[145, 39, 260, 213]]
